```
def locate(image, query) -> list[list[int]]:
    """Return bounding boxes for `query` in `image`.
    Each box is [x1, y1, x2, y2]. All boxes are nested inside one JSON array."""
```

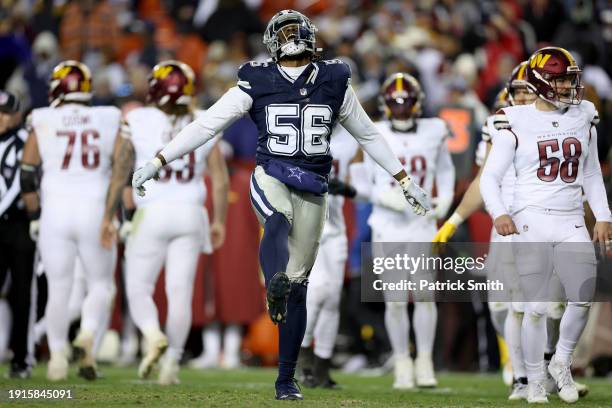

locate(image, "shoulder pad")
[[493, 109, 511, 131], [320, 59, 351, 84], [237, 60, 272, 91], [481, 122, 491, 143]]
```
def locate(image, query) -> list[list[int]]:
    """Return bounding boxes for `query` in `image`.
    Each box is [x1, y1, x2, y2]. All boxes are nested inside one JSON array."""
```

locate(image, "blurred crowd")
[[1, 0, 612, 372]]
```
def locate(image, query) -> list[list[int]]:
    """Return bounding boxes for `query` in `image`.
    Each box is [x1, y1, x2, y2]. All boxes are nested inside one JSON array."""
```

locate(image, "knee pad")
[[567, 301, 591, 309], [547, 302, 566, 319], [489, 301, 509, 313], [511, 302, 525, 313], [385, 301, 408, 313], [525, 302, 548, 317]]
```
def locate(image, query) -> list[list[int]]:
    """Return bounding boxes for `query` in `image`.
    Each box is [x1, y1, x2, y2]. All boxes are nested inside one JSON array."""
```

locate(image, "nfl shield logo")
[[300, 88, 307, 96]]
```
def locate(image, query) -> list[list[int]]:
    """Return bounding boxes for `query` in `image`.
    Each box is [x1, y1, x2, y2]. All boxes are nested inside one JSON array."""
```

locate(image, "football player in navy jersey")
[[132, 9, 430, 400]]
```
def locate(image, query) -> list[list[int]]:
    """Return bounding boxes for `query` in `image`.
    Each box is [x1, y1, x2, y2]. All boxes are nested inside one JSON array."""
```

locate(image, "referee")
[[0, 91, 35, 378]]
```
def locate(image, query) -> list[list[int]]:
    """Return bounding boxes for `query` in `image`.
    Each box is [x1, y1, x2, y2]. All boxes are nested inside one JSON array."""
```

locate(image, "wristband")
[[448, 212, 464, 226]]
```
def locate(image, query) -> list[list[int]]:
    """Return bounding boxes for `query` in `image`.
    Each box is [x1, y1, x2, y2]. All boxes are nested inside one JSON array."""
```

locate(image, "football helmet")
[[507, 61, 535, 106], [379, 72, 424, 131], [525, 47, 583, 108], [48, 60, 92, 107], [263, 9, 317, 61], [146, 60, 195, 107]]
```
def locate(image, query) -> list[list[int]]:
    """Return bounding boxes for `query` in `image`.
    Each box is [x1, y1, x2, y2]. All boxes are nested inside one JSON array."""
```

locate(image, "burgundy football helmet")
[[525, 47, 583, 108], [147, 60, 195, 108], [48, 60, 92, 107], [506, 61, 535, 106], [379, 73, 424, 130]]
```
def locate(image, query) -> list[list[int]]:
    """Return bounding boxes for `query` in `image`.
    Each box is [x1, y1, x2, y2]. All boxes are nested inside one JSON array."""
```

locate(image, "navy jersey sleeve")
[[237, 61, 272, 99], [322, 59, 352, 91]]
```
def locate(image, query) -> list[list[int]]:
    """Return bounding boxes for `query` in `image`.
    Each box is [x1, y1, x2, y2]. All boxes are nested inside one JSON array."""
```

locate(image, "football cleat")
[[576, 381, 589, 398], [312, 355, 340, 390], [158, 357, 180, 385], [548, 355, 578, 403], [508, 378, 528, 401], [72, 330, 97, 381], [7, 363, 31, 379], [47, 352, 69, 381], [266, 272, 291, 324], [527, 379, 549, 404], [393, 355, 415, 390], [138, 330, 168, 379], [275, 378, 304, 400], [415, 355, 437, 388], [189, 354, 219, 369]]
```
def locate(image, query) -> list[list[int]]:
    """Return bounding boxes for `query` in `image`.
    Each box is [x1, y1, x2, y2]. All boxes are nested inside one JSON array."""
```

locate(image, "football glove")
[[375, 186, 408, 212], [132, 158, 162, 197], [399, 177, 430, 216], [328, 178, 357, 198], [432, 213, 464, 243]]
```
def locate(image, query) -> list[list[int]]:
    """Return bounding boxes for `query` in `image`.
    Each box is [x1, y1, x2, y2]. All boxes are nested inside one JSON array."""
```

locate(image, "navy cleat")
[[275, 378, 304, 400], [266, 272, 291, 324]]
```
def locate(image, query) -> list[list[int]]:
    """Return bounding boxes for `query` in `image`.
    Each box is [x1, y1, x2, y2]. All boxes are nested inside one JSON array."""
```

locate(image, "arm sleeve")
[[480, 130, 516, 220], [159, 87, 252, 164], [582, 126, 612, 221], [434, 141, 455, 215], [339, 86, 404, 177]]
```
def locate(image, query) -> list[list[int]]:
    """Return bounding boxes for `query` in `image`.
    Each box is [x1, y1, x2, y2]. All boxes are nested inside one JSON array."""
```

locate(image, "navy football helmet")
[[263, 10, 317, 61]]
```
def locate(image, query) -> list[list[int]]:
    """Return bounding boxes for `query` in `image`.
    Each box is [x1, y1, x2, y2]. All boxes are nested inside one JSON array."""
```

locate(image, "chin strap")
[[391, 119, 416, 132]]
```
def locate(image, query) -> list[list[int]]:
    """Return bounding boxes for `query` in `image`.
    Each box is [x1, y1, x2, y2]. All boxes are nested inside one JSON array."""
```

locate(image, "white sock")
[[505, 310, 526, 379], [413, 302, 437, 357], [302, 284, 325, 349], [202, 323, 221, 361], [81, 275, 114, 335], [45, 273, 75, 353], [490, 308, 508, 338], [164, 283, 193, 362], [555, 303, 590, 364], [545, 317, 561, 355], [385, 302, 409, 357], [522, 308, 547, 382], [314, 307, 340, 359], [223, 325, 242, 365], [127, 274, 160, 334]]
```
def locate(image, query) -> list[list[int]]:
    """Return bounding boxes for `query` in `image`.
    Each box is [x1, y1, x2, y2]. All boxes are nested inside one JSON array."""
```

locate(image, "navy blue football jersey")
[[237, 60, 350, 180]]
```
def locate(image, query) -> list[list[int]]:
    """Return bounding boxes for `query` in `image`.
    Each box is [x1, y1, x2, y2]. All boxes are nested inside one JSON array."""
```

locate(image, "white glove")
[[132, 158, 162, 197], [374, 186, 408, 212], [29, 220, 40, 241], [399, 177, 430, 216], [118, 220, 133, 242]]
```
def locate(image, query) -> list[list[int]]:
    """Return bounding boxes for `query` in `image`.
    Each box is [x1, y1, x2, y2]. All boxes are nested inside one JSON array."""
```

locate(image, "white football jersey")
[[126, 108, 218, 207], [480, 115, 515, 212], [323, 126, 359, 237], [31, 104, 121, 203], [367, 118, 450, 227], [494, 101, 598, 215]]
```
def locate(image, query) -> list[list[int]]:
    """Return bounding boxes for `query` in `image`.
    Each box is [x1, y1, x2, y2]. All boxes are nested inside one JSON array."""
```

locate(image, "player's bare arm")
[[20, 130, 42, 241], [101, 132, 135, 249], [207, 143, 230, 249]]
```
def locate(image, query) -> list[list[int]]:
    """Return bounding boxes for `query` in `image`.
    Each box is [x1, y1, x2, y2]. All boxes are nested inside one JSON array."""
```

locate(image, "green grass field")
[[1, 366, 611, 407]]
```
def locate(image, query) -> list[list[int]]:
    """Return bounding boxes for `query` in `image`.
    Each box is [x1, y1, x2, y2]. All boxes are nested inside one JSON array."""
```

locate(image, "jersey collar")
[[276, 62, 319, 86]]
